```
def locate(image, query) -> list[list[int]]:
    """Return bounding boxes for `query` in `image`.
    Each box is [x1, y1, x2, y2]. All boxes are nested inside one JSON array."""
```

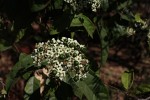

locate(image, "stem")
[[107, 84, 139, 99]]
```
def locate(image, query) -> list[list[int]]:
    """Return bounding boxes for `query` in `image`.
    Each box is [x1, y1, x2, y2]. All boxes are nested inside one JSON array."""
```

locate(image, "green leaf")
[[66, 77, 83, 99], [70, 15, 83, 27], [22, 71, 32, 80], [43, 87, 57, 100], [24, 76, 40, 95], [135, 84, 150, 94], [10, 22, 14, 31], [100, 27, 109, 66], [73, 85, 83, 99], [83, 72, 109, 99], [15, 29, 26, 43], [48, 89, 58, 100], [53, 0, 63, 9], [49, 28, 59, 35], [0, 44, 11, 51], [24, 94, 30, 100], [70, 14, 96, 38], [113, 23, 127, 37], [117, 1, 132, 10], [101, 0, 109, 11], [34, 36, 43, 41], [5, 53, 33, 92], [81, 14, 96, 38], [134, 13, 145, 24], [71, 32, 75, 38], [53, 10, 73, 33], [120, 14, 131, 21], [121, 70, 134, 90], [49, 97, 57, 100], [31, 1, 51, 12], [76, 81, 97, 100], [68, 71, 109, 100]]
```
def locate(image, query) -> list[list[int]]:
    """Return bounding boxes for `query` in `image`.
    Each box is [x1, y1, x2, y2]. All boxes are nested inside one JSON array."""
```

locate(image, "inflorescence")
[[31, 37, 89, 81], [64, 0, 101, 12]]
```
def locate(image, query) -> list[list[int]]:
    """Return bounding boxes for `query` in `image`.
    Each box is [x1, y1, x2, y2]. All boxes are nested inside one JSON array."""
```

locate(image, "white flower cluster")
[[147, 30, 150, 39], [31, 37, 89, 81], [91, 0, 101, 12], [126, 27, 135, 36], [64, 0, 101, 12], [64, 0, 77, 9]]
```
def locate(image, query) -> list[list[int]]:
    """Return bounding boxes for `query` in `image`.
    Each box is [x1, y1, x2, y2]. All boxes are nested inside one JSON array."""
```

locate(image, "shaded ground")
[[87, 35, 150, 99]]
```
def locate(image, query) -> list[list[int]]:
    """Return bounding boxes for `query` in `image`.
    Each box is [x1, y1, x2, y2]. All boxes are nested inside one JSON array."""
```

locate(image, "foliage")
[[5, 37, 109, 99], [121, 70, 134, 90], [0, 0, 149, 99]]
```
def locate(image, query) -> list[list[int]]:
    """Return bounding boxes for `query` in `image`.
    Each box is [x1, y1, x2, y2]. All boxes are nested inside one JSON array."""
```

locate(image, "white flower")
[[34, 49, 38, 52], [91, 0, 101, 12], [79, 65, 83, 68], [64, 0, 101, 12], [61, 37, 67, 41], [147, 30, 150, 39], [75, 55, 82, 62], [82, 73, 87, 78], [67, 62, 72, 68], [38, 42, 44, 47], [52, 38, 56, 43], [64, 0, 74, 3], [126, 27, 135, 36], [31, 37, 89, 81], [80, 45, 85, 48]]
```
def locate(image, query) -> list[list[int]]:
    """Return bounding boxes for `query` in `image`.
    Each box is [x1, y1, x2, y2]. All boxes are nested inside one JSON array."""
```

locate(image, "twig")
[[107, 84, 139, 99], [138, 96, 150, 100]]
